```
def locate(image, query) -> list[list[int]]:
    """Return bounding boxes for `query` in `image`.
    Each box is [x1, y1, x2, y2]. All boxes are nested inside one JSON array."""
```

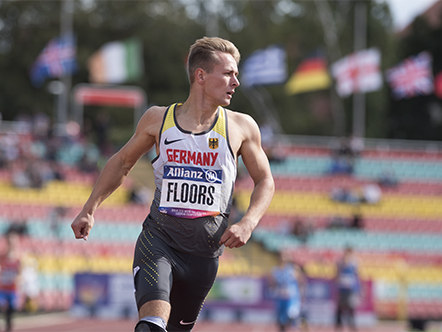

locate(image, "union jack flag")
[[30, 35, 77, 87], [385, 51, 433, 99]]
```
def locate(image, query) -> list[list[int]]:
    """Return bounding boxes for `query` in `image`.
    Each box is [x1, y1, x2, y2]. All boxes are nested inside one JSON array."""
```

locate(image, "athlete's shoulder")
[[225, 108, 260, 140], [138, 105, 171, 126], [144, 105, 169, 118], [135, 105, 173, 137], [224, 108, 257, 127]]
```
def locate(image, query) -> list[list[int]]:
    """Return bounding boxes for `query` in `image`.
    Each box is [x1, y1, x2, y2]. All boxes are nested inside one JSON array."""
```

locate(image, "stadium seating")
[[1, 131, 442, 321], [241, 141, 442, 320]]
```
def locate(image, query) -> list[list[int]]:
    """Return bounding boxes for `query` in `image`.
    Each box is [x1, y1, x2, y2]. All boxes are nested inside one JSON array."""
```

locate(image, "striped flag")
[[241, 45, 287, 88], [385, 51, 433, 99], [285, 51, 331, 95], [30, 35, 77, 87], [331, 48, 382, 97], [88, 38, 143, 84]]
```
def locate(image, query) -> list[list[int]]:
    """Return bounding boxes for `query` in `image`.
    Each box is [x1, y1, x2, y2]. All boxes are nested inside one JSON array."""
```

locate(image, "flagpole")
[[352, 0, 367, 139], [205, 0, 219, 37], [57, 0, 74, 129], [313, 0, 346, 136]]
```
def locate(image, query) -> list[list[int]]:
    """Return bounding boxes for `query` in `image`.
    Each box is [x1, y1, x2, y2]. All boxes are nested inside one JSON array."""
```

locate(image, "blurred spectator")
[[44, 131, 62, 161], [277, 219, 292, 236], [29, 138, 46, 160], [334, 137, 354, 158], [1, 133, 20, 168], [26, 160, 44, 189], [7, 219, 28, 237], [13, 110, 32, 133], [43, 160, 65, 182], [327, 215, 348, 229], [32, 111, 51, 138], [377, 170, 399, 188], [129, 185, 152, 206], [326, 136, 361, 176], [349, 135, 364, 158], [360, 183, 382, 204], [0, 231, 21, 332], [330, 183, 382, 205], [292, 218, 313, 244], [349, 212, 364, 230], [49, 206, 68, 240], [11, 156, 63, 189], [265, 143, 286, 164], [330, 186, 359, 204], [11, 159, 32, 189], [20, 254, 39, 313], [326, 157, 354, 175]]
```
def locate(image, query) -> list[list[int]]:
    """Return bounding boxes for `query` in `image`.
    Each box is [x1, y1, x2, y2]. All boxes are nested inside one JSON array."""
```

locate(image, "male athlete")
[[269, 253, 308, 332], [335, 246, 361, 332], [0, 232, 21, 332], [71, 36, 274, 332]]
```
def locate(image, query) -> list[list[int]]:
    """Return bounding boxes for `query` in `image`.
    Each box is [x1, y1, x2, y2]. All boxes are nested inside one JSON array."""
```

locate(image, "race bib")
[[159, 165, 222, 219]]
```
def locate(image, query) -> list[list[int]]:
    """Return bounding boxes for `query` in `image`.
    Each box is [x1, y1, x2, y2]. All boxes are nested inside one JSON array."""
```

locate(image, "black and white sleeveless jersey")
[[145, 103, 237, 257]]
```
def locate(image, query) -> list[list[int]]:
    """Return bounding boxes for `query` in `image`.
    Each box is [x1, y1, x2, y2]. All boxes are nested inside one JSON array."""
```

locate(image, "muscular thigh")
[[168, 254, 218, 331], [133, 230, 174, 310], [133, 229, 219, 331]]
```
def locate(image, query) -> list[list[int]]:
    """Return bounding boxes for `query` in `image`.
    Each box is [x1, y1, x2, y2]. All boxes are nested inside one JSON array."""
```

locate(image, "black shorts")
[[132, 229, 219, 331]]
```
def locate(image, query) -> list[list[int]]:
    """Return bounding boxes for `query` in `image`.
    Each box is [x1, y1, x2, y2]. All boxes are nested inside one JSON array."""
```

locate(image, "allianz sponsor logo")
[[165, 166, 221, 183]]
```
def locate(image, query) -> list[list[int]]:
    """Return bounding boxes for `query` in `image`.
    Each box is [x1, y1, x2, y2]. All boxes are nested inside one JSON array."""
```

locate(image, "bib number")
[[159, 165, 222, 219]]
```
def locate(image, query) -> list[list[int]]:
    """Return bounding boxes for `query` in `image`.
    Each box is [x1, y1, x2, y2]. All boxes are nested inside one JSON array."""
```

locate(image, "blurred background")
[[1, 0, 442, 331]]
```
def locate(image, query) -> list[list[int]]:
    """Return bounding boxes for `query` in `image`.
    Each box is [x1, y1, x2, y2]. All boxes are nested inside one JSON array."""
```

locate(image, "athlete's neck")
[[177, 100, 219, 132]]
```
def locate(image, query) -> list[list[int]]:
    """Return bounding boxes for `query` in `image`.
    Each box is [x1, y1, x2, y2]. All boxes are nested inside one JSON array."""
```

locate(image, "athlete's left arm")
[[219, 114, 274, 249]]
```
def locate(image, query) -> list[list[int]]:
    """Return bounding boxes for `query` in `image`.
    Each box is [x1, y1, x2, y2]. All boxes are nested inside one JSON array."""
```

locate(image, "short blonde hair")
[[187, 36, 241, 84]]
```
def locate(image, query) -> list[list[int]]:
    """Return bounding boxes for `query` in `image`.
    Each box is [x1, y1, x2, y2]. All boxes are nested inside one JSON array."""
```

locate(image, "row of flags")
[[241, 45, 438, 100], [29, 36, 439, 101], [30, 36, 143, 87]]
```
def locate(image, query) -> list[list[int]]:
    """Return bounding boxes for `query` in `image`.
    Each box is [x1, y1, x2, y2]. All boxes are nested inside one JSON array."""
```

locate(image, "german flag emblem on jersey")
[[208, 138, 219, 150]]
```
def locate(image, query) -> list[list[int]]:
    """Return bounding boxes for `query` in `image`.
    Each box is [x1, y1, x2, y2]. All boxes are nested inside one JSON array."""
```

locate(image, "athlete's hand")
[[71, 213, 95, 241], [219, 223, 252, 249]]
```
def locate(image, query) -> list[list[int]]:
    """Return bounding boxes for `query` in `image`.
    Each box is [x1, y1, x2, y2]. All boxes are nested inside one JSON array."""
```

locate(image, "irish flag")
[[285, 53, 331, 95], [88, 38, 143, 84]]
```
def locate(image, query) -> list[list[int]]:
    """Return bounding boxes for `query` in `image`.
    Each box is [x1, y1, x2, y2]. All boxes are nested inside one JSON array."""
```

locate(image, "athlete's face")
[[204, 51, 240, 107]]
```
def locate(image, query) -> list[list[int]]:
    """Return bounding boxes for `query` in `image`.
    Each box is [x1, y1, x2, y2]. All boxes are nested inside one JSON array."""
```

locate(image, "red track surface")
[[10, 312, 416, 332]]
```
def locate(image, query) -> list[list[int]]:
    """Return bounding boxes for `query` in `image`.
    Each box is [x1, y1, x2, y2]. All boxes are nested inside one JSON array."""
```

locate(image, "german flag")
[[285, 54, 331, 95]]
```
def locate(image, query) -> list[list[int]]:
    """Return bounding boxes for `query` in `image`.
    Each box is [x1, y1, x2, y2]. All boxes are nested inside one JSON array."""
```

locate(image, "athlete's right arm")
[[71, 106, 164, 240]]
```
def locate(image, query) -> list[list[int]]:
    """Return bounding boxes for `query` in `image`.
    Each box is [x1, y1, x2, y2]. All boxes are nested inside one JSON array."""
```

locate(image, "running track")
[[8, 312, 420, 332]]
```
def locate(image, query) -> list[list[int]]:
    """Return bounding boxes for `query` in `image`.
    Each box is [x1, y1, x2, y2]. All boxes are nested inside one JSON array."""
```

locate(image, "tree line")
[[0, 0, 440, 143]]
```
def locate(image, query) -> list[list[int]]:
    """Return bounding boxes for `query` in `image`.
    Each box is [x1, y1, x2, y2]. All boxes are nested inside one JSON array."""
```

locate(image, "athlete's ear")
[[195, 68, 205, 84]]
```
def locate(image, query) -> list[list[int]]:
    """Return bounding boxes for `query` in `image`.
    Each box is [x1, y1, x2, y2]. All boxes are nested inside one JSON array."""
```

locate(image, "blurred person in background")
[[71, 36, 274, 332], [20, 254, 39, 313], [291, 217, 313, 244], [0, 231, 21, 332], [269, 253, 308, 332], [334, 246, 361, 332]]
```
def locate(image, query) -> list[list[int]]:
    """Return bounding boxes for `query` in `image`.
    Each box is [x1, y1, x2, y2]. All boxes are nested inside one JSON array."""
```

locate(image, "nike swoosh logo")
[[164, 138, 185, 145], [180, 320, 196, 325]]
